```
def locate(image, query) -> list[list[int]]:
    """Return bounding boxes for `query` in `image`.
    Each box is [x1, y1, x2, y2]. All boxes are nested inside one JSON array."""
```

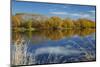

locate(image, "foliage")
[[12, 15, 96, 31]]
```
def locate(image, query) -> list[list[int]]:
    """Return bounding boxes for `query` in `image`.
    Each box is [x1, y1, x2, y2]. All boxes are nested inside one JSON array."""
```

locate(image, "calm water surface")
[[11, 29, 96, 66]]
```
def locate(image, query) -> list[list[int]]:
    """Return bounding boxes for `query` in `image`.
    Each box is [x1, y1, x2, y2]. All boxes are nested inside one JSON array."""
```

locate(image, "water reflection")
[[11, 29, 96, 66], [12, 29, 95, 41]]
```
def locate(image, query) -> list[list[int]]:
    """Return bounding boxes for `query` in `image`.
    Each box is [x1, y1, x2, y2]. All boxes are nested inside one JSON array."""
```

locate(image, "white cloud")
[[50, 11, 91, 18], [50, 11, 68, 15], [34, 46, 83, 55], [62, 6, 68, 8], [88, 10, 95, 14], [49, 10, 95, 20], [82, 14, 90, 17], [70, 13, 91, 18], [71, 13, 81, 17], [49, 8, 57, 11]]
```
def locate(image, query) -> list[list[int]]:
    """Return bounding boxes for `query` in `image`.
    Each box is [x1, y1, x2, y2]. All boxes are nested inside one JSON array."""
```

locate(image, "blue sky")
[[12, 0, 96, 21]]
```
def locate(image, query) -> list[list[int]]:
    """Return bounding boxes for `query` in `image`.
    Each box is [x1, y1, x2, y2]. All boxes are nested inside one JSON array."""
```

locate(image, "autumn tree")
[[45, 16, 63, 29], [62, 18, 75, 29], [76, 18, 95, 28], [12, 16, 21, 27]]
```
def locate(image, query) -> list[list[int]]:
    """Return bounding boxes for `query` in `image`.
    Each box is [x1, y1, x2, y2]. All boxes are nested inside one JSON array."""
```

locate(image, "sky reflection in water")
[[11, 29, 96, 66]]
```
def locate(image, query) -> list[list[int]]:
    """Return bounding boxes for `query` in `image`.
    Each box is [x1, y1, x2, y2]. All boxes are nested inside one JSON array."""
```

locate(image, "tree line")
[[12, 16, 96, 31]]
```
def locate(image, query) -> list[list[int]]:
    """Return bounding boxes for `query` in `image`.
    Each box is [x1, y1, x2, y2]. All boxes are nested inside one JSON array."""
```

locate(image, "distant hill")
[[13, 13, 48, 22]]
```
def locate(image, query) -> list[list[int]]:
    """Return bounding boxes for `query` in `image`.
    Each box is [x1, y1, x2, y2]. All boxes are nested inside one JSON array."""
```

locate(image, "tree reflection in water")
[[11, 29, 96, 66]]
